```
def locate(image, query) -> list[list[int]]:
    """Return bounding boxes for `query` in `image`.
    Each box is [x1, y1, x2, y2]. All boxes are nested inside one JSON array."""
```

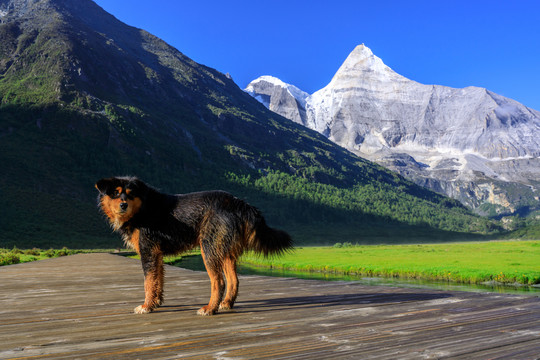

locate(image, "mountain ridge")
[[246, 44, 540, 216]]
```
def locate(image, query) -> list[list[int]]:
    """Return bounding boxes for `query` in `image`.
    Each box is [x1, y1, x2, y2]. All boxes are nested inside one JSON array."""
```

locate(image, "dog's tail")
[[249, 219, 293, 257]]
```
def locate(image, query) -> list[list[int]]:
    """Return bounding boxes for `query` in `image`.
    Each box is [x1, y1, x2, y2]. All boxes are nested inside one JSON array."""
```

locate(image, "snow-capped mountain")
[[245, 75, 309, 125], [245, 45, 540, 215]]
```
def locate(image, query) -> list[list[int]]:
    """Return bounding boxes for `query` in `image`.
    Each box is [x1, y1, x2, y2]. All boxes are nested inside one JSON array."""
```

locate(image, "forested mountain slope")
[[0, 0, 497, 248]]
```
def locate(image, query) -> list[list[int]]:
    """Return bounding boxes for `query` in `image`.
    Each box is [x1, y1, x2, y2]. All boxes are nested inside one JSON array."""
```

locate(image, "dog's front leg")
[[135, 245, 164, 314]]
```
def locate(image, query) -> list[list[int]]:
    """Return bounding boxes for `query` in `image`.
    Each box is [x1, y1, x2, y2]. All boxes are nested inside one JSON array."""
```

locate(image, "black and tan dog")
[[95, 176, 292, 316]]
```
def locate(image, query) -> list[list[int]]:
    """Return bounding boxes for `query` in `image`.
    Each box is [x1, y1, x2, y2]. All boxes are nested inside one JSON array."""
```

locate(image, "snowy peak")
[[329, 44, 407, 87], [245, 76, 309, 106], [246, 75, 290, 91], [245, 76, 309, 125], [336, 44, 385, 74]]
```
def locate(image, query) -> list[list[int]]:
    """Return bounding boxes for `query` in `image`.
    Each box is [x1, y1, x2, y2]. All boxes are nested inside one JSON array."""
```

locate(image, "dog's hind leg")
[[219, 257, 238, 310], [198, 246, 225, 316]]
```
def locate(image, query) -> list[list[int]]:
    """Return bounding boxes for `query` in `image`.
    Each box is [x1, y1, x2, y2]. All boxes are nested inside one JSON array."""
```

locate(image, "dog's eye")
[[125, 188, 135, 200], [112, 187, 124, 198]]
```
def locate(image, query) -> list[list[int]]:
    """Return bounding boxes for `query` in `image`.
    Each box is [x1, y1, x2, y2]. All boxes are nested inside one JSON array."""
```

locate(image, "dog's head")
[[95, 176, 146, 230]]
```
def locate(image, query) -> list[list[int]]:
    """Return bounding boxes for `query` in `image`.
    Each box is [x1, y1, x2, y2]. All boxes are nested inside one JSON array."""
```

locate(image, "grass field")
[[3, 241, 539, 287], [239, 240, 540, 286]]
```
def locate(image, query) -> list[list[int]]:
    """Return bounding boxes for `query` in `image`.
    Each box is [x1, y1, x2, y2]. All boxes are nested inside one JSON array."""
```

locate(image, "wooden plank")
[[1, 253, 539, 359]]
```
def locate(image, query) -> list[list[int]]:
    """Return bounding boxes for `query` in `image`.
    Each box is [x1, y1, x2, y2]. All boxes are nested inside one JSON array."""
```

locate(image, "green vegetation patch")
[[0, 247, 107, 266], [239, 241, 540, 285]]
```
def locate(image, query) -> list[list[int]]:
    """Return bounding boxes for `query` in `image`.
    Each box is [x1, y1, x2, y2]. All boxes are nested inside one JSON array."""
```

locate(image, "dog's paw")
[[219, 301, 233, 311], [134, 305, 152, 314], [197, 306, 216, 316]]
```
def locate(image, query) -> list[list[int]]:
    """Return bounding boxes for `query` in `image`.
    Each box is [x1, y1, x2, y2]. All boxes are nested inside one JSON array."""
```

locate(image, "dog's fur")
[[95, 176, 292, 316]]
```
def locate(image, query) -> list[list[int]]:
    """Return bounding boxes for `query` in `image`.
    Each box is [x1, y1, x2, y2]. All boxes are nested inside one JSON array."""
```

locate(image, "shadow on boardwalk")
[[239, 292, 453, 310]]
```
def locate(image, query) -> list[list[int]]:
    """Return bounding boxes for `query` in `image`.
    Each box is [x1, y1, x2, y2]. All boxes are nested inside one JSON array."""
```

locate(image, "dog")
[[95, 176, 292, 316]]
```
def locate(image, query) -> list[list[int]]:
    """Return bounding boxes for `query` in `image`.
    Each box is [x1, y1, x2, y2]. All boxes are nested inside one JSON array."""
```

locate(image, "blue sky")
[[93, 0, 540, 111]]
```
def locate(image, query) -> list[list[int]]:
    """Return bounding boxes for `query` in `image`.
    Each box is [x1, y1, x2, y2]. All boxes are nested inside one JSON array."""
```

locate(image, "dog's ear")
[[95, 178, 116, 195]]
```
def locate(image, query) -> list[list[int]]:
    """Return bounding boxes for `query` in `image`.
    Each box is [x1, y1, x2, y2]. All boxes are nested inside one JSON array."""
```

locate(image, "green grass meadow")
[[240, 240, 540, 286], [2, 240, 539, 287]]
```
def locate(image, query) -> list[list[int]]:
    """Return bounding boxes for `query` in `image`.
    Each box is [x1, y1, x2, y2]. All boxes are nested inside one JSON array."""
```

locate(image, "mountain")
[[246, 45, 540, 216], [245, 75, 309, 125], [0, 1, 496, 248]]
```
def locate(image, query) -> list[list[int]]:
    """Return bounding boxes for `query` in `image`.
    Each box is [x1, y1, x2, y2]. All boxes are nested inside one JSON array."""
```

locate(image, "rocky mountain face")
[[246, 45, 540, 216], [1, 1, 494, 247], [245, 75, 309, 125]]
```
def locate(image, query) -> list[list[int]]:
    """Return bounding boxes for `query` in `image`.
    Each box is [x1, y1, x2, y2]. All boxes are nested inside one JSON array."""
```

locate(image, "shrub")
[[24, 248, 41, 256], [55, 247, 70, 257], [44, 249, 56, 258], [0, 253, 20, 266], [11, 246, 23, 254]]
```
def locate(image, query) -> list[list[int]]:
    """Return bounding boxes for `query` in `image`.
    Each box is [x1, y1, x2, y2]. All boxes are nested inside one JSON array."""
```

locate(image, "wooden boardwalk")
[[1, 253, 539, 359]]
